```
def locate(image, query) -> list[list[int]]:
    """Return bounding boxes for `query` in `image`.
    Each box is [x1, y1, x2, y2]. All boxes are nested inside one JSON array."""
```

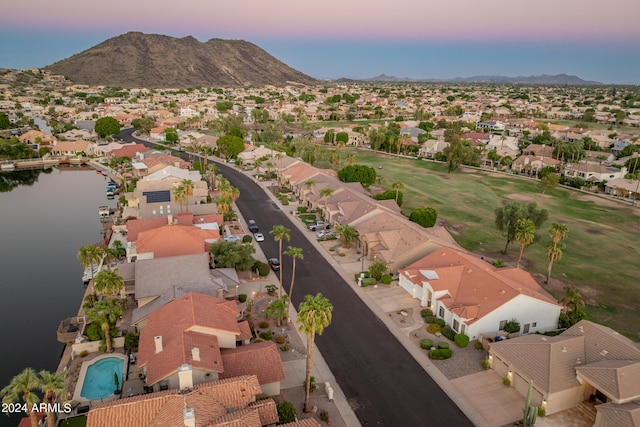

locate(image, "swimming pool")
[[79, 356, 125, 401]]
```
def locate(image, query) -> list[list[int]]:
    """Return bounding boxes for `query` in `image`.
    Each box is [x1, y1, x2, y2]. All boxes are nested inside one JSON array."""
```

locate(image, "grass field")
[[316, 148, 640, 339]]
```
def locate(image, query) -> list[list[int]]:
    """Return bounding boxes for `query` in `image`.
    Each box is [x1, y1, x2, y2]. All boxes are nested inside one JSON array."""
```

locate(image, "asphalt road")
[[115, 129, 473, 426]]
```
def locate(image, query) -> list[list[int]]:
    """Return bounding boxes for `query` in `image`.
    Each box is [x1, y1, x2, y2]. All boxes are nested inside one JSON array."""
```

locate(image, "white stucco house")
[[398, 247, 561, 340]]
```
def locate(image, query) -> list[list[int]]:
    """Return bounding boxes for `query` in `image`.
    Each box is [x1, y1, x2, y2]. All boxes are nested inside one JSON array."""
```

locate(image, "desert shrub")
[[85, 322, 103, 341], [280, 344, 290, 352], [259, 330, 273, 340], [381, 274, 392, 284], [538, 407, 546, 417], [427, 323, 441, 334], [503, 377, 511, 386], [238, 294, 247, 303], [420, 339, 433, 349], [420, 308, 433, 318], [297, 206, 308, 213], [339, 252, 345, 257], [493, 258, 505, 268], [438, 341, 450, 349], [474, 341, 484, 350], [434, 318, 445, 327], [276, 336, 286, 344], [368, 261, 387, 280], [320, 409, 330, 423], [79, 350, 89, 358], [441, 325, 456, 341], [361, 277, 377, 287], [428, 348, 453, 359], [254, 261, 270, 277], [303, 376, 317, 392], [242, 235, 252, 243], [423, 315, 436, 323], [277, 401, 297, 424], [481, 358, 489, 370], [454, 334, 470, 348], [259, 321, 269, 329]]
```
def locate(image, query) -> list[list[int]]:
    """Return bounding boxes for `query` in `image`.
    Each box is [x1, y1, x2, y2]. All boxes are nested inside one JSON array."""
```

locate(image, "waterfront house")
[[398, 246, 561, 340]]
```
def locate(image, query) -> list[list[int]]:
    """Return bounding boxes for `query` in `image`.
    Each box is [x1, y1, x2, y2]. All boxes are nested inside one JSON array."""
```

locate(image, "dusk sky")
[[2, 0, 639, 84]]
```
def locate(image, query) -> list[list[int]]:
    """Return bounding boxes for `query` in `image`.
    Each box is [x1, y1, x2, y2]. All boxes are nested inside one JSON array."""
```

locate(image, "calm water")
[[0, 168, 115, 426]]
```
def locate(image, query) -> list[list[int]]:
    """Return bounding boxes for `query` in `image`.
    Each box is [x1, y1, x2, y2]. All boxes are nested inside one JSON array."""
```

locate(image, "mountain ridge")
[[361, 73, 602, 85]]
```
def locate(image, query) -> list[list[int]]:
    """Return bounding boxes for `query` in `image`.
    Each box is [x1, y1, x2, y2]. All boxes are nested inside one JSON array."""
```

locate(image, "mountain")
[[357, 73, 601, 85], [44, 32, 317, 88]]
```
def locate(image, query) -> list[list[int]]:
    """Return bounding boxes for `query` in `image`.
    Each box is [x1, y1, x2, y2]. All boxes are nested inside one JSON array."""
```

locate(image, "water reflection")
[[0, 168, 52, 192]]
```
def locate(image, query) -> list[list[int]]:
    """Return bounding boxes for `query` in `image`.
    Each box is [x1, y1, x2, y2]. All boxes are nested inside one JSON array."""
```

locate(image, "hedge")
[[354, 271, 371, 281], [420, 308, 433, 318], [423, 315, 435, 324], [259, 330, 273, 340], [238, 294, 247, 303], [441, 325, 456, 341], [381, 274, 392, 284], [438, 341, 449, 349], [361, 277, 377, 287], [434, 318, 446, 327], [454, 334, 470, 348], [426, 323, 441, 334], [428, 348, 453, 360], [242, 235, 252, 243], [254, 261, 270, 277], [420, 339, 433, 349]]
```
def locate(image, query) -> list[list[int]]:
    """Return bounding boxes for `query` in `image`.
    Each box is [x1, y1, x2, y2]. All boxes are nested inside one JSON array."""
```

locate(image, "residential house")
[[128, 220, 219, 261], [489, 320, 640, 423], [50, 140, 95, 156], [398, 247, 561, 340], [562, 164, 626, 184], [486, 134, 520, 159], [605, 178, 640, 200]]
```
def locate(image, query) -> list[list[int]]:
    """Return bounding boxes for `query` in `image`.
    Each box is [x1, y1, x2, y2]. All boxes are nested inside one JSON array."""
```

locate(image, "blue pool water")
[[80, 357, 125, 400]]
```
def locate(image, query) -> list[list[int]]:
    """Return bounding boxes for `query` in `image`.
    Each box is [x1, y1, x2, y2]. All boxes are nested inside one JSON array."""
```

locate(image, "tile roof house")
[[86, 375, 280, 427], [398, 247, 561, 340], [137, 293, 283, 395], [133, 223, 219, 260], [489, 320, 640, 424]]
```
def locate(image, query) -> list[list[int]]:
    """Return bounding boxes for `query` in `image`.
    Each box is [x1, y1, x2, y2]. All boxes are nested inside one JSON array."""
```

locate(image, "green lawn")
[[316, 148, 640, 339]]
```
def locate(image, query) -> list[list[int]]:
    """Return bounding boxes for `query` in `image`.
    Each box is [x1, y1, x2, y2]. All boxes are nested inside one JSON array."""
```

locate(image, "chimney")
[[178, 364, 193, 390], [183, 408, 195, 427], [154, 336, 163, 353], [191, 347, 200, 361]]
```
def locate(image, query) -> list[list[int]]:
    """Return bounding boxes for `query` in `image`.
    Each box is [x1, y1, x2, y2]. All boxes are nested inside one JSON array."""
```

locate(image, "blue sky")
[[1, 0, 639, 84]]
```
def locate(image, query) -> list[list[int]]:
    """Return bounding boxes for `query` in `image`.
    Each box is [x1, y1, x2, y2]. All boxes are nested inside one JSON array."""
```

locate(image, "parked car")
[[316, 230, 334, 238], [248, 219, 259, 233], [223, 235, 242, 242], [268, 258, 280, 271], [254, 232, 265, 242], [307, 220, 329, 231]]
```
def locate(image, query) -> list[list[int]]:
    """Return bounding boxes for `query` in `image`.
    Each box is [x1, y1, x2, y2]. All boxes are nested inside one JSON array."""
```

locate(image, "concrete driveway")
[[451, 370, 525, 427]]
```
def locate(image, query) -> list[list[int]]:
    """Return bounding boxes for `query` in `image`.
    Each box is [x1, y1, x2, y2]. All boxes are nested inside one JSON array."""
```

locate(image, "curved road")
[[116, 129, 473, 426]]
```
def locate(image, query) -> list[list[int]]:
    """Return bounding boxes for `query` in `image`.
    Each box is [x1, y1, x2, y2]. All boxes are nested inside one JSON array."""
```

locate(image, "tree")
[[538, 172, 560, 195], [337, 164, 376, 187], [85, 299, 123, 353], [77, 244, 103, 283], [319, 188, 334, 220], [207, 163, 219, 190], [495, 201, 549, 254], [270, 225, 291, 298], [93, 268, 124, 298], [0, 111, 10, 129], [443, 135, 464, 173], [546, 223, 568, 284], [284, 246, 304, 306], [1, 368, 41, 427], [216, 134, 244, 159], [165, 127, 179, 144], [335, 132, 349, 144], [39, 370, 67, 427], [94, 117, 121, 138], [335, 224, 358, 248], [409, 207, 438, 228], [174, 185, 185, 212], [297, 294, 333, 413], [368, 261, 388, 280], [514, 219, 536, 268], [181, 179, 194, 211], [266, 296, 289, 327], [392, 180, 404, 204]]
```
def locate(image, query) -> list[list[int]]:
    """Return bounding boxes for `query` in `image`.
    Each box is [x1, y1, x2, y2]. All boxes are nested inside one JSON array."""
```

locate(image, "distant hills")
[[362, 73, 603, 85], [44, 32, 318, 88]]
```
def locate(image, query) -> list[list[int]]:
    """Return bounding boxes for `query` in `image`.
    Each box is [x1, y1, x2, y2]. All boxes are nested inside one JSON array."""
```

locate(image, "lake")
[[0, 167, 115, 426]]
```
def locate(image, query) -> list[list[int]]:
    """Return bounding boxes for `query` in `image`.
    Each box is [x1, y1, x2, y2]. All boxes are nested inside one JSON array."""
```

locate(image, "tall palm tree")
[[173, 184, 186, 212], [38, 370, 67, 427], [93, 269, 124, 298], [1, 368, 41, 427], [319, 187, 334, 221], [102, 246, 120, 271], [270, 225, 290, 298], [77, 244, 103, 282], [266, 296, 288, 327], [284, 246, 304, 306], [514, 218, 536, 268], [181, 179, 195, 211], [111, 240, 126, 259], [392, 180, 404, 204], [297, 294, 333, 413], [85, 299, 123, 353], [215, 196, 232, 216], [545, 223, 568, 284], [335, 224, 358, 248], [207, 163, 218, 190]]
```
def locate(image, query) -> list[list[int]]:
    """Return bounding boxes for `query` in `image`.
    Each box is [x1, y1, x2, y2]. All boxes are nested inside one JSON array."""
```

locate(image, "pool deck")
[[71, 353, 128, 404]]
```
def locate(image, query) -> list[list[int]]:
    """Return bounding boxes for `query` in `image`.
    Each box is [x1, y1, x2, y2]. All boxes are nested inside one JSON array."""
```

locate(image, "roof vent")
[[600, 350, 609, 357], [562, 346, 567, 353], [576, 358, 582, 365]]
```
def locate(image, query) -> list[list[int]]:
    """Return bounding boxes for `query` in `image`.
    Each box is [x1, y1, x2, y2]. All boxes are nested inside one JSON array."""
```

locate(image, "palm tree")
[[254, 159, 263, 178], [215, 196, 232, 216], [102, 246, 120, 271], [297, 293, 333, 413], [93, 269, 124, 298], [1, 368, 41, 427], [319, 187, 334, 221], [38, 370, 67, 427], [392, 180, 404, 204], [335, 224, 358, 248], [266, 296, 289, 327], [85, 299, 123, 353], [346, 153, 356, 165], [514, 218, 536, 268], [111, 240, 126, 259], [270, 225, 291, 298], [77, 244, 103, 282], [545, 223, 568, 284], [559, 285, 585, 312], [207, 163, 218, 190], [181, 179, 195, 211], [284, 246, 304, 306], [173, 184, 186, 212]]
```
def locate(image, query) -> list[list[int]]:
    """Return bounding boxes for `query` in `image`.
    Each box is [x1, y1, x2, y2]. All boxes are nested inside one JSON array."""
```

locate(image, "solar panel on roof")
[[143, 190, 171, 203]]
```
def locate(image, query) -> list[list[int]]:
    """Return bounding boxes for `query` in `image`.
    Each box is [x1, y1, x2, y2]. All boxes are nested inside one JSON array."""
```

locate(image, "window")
[[453, 319, 459, 332], [439, 307, 445, 318], [532, 322, 537, 327], [499, 320, 507, 330]]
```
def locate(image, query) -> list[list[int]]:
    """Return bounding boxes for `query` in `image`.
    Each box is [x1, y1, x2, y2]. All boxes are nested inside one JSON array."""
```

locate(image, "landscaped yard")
[[314, 147, 640, 339]]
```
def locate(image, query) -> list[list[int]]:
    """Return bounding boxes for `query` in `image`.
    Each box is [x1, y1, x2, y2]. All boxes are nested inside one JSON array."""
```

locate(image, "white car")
[[316, 230, 334, 238], [223, 235, 242, 242], [254, 233, 265, 242]]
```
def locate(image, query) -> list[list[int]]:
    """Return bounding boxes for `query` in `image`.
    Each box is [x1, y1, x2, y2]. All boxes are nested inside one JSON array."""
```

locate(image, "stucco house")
[[398, 247, 561, 340], [489, 320, 640, 425]]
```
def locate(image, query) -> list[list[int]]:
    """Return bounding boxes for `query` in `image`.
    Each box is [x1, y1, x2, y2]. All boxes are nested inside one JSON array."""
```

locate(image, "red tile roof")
[[112, 143, 149, 158], [126, 217, 169, 242], [220, 341, 285, 385], [135, 224, 219, 258]]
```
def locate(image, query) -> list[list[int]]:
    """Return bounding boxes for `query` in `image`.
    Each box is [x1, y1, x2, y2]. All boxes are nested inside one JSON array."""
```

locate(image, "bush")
[[428, 348, 453, 359], [420, 339, 433, 349], [481, 358, 489, 370], [303, 376, 317, 392], [320, 409, 330, 423], [277, 401, 297, 424], [503, 377, 511, 386], [85, 322, 103, 341], [124, 332, 140, 351], [427, 323, 441, 334], [441, 325, 456, 341], [381, 274, 392, 284], [420, 308, 433, 318], [280, 344, 290, 352], [538, 406, 546, 417], [259, 321, 269, 329], [276, 336, 286, 344], [242, 235, 252, 243], [434, 318, 446, 327], [79, 350, 89, 358], [423, 315, 435, 323], [409, 207, 438, 228], [438, 341, 449, 349], [238, 294, 247, 303], [474, 341, 484, 350], [373, 189, 403, 207], [354, 271, 370, 281], [259, 330, 273, 340], [361, 277, 377, 287], [454, 334, 470, 348], [368, 261, 387, 281], [493, 258, 505, 268], [254, 261, 270, 277], [504, 319, 521, 334], [297, 206, 308, 213]]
